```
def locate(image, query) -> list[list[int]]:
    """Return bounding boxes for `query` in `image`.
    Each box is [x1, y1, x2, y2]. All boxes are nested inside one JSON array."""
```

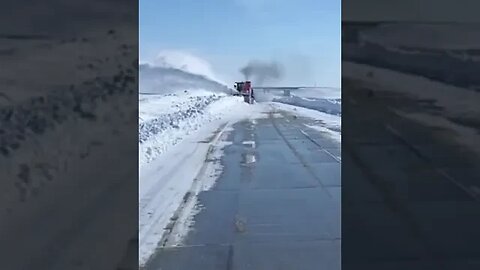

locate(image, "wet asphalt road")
[[145, 110, 341, 270], [342, 79, 480, 269]]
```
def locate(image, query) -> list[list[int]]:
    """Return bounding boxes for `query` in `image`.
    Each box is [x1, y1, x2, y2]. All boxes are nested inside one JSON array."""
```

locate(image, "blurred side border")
[[342, 1, 480, 269], [0, 0, 139, 269]]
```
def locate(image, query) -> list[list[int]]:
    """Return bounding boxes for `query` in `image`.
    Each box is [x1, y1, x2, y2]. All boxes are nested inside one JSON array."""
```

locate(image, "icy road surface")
[[142, 107, 341, 270]]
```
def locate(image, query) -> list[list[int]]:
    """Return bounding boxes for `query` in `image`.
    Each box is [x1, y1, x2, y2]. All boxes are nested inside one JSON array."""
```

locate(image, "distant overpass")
[[252, 86, 338, 96]]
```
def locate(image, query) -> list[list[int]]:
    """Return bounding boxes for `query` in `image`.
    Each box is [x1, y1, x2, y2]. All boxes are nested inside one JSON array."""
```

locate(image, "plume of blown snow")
[[152, 50, 225, 84], [139, 64, 231, 95]]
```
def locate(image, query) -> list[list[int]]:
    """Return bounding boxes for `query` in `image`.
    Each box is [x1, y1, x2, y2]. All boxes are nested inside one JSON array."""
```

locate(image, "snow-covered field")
[[138, 66, 342, 265], [272, 102, 341, 143], [269, 87, 341, 141], [255, 87, 341, 116], [273, 96, 341, 116]]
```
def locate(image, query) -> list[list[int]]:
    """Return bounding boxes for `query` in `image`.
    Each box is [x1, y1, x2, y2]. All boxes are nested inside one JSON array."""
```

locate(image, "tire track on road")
[[269, 111, 333, 198]]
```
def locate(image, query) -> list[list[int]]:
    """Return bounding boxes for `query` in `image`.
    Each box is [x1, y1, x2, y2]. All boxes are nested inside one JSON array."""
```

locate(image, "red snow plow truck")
[[234, 81, 254, 104]]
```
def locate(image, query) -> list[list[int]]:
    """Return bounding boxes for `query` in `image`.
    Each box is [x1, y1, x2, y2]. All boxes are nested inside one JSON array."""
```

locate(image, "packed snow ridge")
[[139, 91, 242, 166], [139, 93, 222, 143]]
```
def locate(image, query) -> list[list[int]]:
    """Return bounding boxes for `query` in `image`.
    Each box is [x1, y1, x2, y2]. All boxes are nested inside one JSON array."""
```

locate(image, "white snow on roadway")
[[271, 102, 341, 143]]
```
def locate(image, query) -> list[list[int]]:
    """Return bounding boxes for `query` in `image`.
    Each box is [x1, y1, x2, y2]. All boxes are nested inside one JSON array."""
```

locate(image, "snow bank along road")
[[140, 100, 341, 269]]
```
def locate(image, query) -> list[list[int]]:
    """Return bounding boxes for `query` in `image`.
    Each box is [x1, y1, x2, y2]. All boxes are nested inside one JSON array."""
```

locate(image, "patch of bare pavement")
[[144, 110, 341, 270]]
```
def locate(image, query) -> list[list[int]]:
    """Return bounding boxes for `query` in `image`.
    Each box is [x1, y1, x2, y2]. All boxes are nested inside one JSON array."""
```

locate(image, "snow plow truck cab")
[[234, 81, 254, 104]]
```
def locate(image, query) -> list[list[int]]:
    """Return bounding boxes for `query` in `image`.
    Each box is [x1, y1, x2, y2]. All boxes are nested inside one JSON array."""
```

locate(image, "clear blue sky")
[[140, 0, 340, 87]]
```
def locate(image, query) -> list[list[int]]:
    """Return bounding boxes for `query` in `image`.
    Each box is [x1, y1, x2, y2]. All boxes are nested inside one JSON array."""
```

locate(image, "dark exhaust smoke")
[[239, 60, 284, 86]]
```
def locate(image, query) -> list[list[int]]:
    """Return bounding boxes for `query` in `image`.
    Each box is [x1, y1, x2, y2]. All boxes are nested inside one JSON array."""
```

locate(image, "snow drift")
[[140, 91, 229, 166], [152, 49, 222, 83], [267, 87, 342, 116]]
